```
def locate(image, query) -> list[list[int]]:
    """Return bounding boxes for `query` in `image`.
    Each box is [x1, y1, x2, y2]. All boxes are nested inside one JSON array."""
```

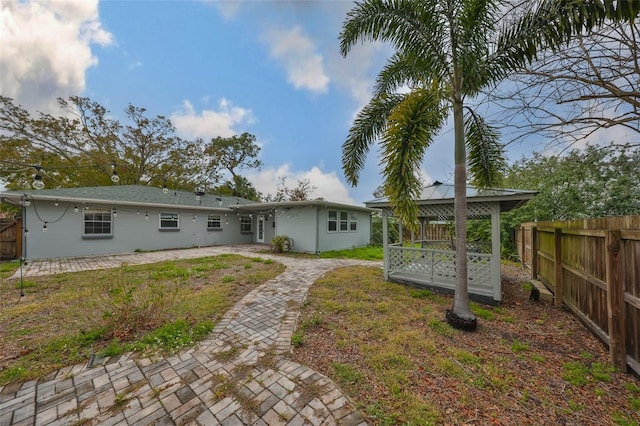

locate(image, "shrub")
[[271, 235, 293, 253]]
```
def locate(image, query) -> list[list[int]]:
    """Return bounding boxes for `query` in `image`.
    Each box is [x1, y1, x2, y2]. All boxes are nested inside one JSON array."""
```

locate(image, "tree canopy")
[[505, 144, 640, 223], [0, 96, 262, 194]]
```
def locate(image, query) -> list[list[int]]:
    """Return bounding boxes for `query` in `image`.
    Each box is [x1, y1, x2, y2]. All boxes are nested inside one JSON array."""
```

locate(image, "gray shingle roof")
[[0, 185, 255, 209]]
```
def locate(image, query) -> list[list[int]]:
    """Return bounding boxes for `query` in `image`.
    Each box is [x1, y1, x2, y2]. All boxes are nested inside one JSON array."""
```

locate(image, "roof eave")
[[0, 192, 235, 212]]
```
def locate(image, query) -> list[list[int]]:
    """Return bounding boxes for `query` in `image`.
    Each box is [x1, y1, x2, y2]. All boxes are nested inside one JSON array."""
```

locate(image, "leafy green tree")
[[201, 133, 262, 183], [0, 96, 197, 189], [503, 143, 640, 226], [0, 97, 264, 194], [216, 175, 261, 201], [339, 0, 638, 329]]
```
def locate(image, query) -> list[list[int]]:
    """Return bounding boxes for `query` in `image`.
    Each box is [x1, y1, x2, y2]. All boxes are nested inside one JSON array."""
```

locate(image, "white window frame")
[[349, 211, 358, 232], [240, 216, 252, 233], [207, 214, 222, 230], [327, 209, 338, 232], [83, 208, 113, 238], [339, 211, 349, 232], [159, 212, 179, 230]]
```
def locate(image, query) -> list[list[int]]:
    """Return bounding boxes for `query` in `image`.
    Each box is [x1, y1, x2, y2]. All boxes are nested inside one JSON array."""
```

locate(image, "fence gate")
[[0, 218, 21, 260]]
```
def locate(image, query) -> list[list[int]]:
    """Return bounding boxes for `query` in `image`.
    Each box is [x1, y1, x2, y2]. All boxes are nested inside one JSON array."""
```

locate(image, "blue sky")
[[1, 1, 624, 204]]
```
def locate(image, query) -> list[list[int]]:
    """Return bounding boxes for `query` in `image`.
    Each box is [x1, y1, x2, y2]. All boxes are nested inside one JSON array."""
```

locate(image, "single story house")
[[365, 182, 536, 304], [0, 185, 375, 260]]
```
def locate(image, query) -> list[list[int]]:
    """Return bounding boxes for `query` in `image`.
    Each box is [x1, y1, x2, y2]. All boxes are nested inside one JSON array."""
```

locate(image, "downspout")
[[21, 199, 27, 260], [315, 205, 320, 254]]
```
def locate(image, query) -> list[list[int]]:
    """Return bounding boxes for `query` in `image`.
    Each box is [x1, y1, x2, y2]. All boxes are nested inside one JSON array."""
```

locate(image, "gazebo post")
[[491, 208, 502, 302], [398, 221, 403, 245], [382, 213, 389, 280]]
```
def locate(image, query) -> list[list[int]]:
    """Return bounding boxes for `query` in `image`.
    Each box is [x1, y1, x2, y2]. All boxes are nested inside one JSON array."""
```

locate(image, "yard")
[[0, 254, 284, 384], [1, 251, 638, 425], [292, 263, 640, 425]]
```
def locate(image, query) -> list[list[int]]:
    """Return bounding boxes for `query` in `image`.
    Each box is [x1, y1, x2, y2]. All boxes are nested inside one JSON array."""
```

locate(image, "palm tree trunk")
[[449, 92, 476, 329]]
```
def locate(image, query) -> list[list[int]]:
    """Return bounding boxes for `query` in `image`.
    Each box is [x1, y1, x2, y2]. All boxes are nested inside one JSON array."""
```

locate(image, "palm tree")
[[339, 0, 639, 330]]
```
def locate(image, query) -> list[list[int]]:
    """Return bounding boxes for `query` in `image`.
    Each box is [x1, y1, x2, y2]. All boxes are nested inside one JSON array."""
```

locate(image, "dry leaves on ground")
[[292, 264, 639, 425]]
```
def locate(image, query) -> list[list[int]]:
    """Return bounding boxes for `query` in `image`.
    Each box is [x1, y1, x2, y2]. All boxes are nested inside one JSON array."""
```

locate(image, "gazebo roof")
[[365, 182, 536, 219]]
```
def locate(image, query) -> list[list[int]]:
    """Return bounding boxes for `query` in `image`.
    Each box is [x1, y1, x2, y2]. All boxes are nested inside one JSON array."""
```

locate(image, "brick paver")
[[1, 246, 377, 425]]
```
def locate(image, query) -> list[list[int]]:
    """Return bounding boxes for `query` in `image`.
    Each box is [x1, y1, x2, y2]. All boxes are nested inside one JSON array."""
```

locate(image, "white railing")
[[388, 243, 492, 292]]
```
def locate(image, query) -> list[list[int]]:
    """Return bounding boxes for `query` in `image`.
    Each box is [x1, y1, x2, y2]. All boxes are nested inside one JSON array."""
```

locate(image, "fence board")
[[519, 216, 640, 374]]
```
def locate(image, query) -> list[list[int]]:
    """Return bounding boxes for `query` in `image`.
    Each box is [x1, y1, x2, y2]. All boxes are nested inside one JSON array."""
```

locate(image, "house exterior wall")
[[273, 206, 318, 253], [269, 206, 371, 253], [21, 200, 252, 259], [316, 207, 371, 253]]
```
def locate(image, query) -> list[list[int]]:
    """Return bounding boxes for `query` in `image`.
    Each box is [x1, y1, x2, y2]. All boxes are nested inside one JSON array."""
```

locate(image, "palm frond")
[[381, 85, 447, 229], [465, 109, 506, 188], [340, 0, 443, 58], [495, 0, 640, 73], [457, 0, 505, 94], [374, 50, 447, 97], [342, 94, 405, 186]]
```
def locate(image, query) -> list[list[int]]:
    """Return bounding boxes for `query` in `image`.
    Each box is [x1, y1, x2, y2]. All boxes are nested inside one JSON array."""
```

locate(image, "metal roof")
[[365, 182, 537, 213]]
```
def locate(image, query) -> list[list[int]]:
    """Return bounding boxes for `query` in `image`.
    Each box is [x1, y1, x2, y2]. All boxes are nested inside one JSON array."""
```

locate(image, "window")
[[160, 212, 179, 230], [340, 211, 349, 232], [327, 210, 337, 232], [207, 214, 221, 230], [349, 212, 358, 232], [240, 216, 252, 233], [84, 208, 112, 237]]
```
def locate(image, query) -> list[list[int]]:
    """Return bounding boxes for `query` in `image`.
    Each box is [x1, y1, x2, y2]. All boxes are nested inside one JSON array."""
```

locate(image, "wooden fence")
[[0, 218, 21, 260], [517, 216, 640, 374], [401, 222, 451, 242]]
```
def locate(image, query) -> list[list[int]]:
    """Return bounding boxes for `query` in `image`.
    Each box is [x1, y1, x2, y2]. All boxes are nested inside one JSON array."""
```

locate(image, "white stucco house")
[[0, 185, 375, 260]]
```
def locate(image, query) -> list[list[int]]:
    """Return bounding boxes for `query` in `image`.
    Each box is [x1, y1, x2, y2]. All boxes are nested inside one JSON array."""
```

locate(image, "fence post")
[[606, 230, 626, 371], [520, 226, 525, 264], [382, 214, 389, 281], [554, 228, 563, 307], [530, 225, 538, 280]]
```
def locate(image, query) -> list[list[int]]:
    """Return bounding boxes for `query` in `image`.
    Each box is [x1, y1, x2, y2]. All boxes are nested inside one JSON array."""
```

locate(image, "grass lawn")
[[292, 265, 640, 426], [0, 260, 20, 280], [0, 254, 284, 384], [261, 245, 384, 260]]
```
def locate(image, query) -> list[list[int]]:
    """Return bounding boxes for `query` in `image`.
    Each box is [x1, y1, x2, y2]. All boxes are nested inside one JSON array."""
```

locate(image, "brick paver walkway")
[[1, 246, 380, 425]]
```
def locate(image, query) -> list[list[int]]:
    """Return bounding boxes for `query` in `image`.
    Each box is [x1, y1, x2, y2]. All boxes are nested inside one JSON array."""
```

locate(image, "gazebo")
[[365, 182, 536, 303]]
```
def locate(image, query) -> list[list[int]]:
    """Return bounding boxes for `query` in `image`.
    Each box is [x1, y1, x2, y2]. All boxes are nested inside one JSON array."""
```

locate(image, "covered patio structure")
[[365, 182, 536, 304]]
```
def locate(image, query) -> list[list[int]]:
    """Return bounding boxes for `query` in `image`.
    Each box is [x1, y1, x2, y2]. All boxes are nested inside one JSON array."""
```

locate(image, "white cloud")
[[247, 164, 355, 205], [209, 0, 242, 20], [0, 0, 113, 113], [171, 99, 255, 139], [264, 26, 329, 94]]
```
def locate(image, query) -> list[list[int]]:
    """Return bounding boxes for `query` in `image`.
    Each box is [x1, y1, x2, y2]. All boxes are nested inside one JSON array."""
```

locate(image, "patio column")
[[382, 214, 389, 280], [491, 207, 501, 301]]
